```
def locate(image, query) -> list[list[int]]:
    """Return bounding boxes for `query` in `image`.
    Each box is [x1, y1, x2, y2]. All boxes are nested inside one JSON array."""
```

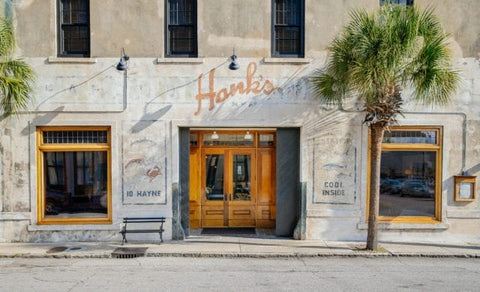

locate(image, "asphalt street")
[[1, 257, 479, 291]]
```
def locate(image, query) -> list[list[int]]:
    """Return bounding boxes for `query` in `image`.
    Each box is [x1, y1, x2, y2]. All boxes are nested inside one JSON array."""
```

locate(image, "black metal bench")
[[120, 217, 165, 244]]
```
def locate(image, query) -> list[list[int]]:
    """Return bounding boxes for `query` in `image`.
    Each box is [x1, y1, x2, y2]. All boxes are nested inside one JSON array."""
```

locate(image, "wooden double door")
[[202, 148, 256, 227], [189, 131, 276, 228]]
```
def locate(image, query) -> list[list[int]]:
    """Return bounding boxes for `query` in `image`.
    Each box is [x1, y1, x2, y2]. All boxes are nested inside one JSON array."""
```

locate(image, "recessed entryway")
[[189, 130, 276, 229]]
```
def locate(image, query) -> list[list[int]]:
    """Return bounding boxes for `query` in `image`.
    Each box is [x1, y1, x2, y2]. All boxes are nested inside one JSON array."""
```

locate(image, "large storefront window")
[[369, 127, 442, 222], [37, 127, 111, 224]]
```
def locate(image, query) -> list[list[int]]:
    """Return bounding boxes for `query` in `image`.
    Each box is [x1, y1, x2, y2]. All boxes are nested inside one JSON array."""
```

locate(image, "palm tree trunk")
[[366, 123, 385, 250]]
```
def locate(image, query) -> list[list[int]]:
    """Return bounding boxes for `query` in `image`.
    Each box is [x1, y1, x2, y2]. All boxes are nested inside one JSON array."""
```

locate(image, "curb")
[[1, 251, 479, 259]]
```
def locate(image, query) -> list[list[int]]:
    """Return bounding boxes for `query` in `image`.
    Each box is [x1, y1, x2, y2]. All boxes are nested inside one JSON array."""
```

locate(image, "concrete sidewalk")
[[0, 235, 479, 258]]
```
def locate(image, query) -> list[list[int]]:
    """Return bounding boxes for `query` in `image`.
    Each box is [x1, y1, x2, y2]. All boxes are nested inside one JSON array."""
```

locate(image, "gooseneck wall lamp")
[[116, 48, 130, 71], [229, 48, 240, 70]]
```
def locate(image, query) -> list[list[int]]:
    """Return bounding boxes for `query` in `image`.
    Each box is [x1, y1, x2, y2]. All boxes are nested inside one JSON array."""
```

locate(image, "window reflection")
[[44, 151, 108, 217], [205, 155, 224, 200], [380, 151, 435, 217], [233, 154, 251, 201]]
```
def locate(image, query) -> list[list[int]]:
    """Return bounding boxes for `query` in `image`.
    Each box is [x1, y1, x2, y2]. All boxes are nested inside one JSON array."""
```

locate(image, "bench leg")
[[121, 230, 128, 245], [159, 222, 164, 243]]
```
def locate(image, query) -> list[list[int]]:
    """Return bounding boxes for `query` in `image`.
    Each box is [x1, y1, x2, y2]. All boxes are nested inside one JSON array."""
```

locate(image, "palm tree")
[[0, 17, 35, 117], [310, 4, 459, 250]]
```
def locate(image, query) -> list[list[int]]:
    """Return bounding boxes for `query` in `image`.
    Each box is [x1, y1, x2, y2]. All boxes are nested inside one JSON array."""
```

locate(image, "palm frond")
[[0, 75, 33, 115], [409, 33, 458, 104], [0, 17, 35, 117], [310, 3, 459, 126], [0, 18, 14, 57], [310, 70, 345, 104]]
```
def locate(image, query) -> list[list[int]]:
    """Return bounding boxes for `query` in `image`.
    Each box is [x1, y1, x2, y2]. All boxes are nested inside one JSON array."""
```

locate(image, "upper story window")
[[380, 0, 414, 6], [58, 0, 90, 57], [166, 0, 197, 57], [272, 0, 304, 57]]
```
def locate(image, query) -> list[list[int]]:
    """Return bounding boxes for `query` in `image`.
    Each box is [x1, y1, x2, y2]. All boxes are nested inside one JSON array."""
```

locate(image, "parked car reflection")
[[401, 180, 434, 198], [381, 178, 434, 198]]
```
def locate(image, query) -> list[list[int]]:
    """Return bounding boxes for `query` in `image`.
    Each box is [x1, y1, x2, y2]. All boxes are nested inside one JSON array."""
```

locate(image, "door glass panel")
[[233, 154, 251, 201], [205, 154, 224, 200]]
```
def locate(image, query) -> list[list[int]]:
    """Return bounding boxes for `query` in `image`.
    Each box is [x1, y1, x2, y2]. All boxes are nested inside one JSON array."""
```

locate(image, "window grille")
[[383, 130, 437, 144], [203, 134, 254, 147], [167, 0, 197, 57], [58, 0, 90, 57], [380, 0, 414, 6], [273, 0, 304, 57], [43, 130, 108, 144]]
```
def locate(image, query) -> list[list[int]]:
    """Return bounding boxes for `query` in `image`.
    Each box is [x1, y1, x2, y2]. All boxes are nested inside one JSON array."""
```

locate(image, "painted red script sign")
[[194, 62, 276, 115]]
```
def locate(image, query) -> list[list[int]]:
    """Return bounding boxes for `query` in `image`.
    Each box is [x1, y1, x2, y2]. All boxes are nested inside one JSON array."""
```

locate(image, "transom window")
[[272, 0, 304, 57], [166, 0, 197, 57], [37, 127, 111, 224], [369, 127, 442, 222], [380, 0, 414, 6], [58, 0, 90, 57], [203, 133, 254, 147]]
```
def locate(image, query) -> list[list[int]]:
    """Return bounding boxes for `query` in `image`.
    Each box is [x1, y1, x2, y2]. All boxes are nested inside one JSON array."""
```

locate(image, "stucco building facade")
[[0, 0, 479, 243]]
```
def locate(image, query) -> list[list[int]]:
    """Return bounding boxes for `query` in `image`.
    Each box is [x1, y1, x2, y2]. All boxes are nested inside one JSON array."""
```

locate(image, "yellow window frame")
[[366, 126, 443, 223], [36, 126, 112, 225]]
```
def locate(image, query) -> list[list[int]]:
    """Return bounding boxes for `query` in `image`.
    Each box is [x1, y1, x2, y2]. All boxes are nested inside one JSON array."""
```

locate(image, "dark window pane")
[[380, 151, 436, 217], [59, 0, 89, 56], [62, 25, 89, 54], [205, 155, 224, 201], [273, 0, 303, 56], [167, 0, 197, 56], [275, 26, 300, 55], [44, 151, 108, 217], [169, 26, 195, 54]]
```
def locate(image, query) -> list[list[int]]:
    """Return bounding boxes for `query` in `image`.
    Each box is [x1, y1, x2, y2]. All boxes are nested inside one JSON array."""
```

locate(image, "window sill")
[[156, 57, 204, 64], [262, 57, 311, 64], [47, 56, 97, 64], [28, 224, 120, 231], [357, 221, 450, 230]]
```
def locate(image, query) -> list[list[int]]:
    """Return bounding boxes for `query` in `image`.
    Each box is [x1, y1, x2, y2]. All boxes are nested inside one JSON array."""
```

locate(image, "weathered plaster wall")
[[417, 0, 480, 57], [13, 0, 55, 57], [91, 0, 164, 57], [1, 1, 479, 243], [198, 0, 270, 57], [0, 56, 477, 242], [10, 1, 478, 58]]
